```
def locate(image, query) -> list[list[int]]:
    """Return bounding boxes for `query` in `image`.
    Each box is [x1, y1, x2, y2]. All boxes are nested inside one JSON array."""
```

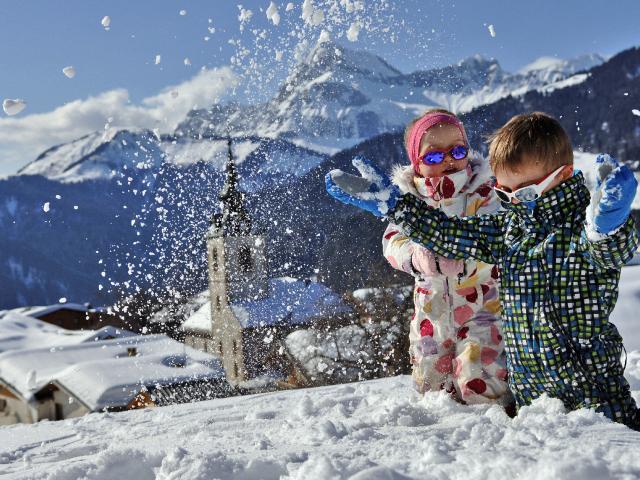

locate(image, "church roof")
[[182, 277, 351, 332]]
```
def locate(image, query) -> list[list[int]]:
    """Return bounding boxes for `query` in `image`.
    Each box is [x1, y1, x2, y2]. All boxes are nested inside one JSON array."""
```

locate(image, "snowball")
[[266, 2, 280, 26], [101, 15, 111, 30], [302, 0, 324, 26], [318, 30, 331, 44], [155, 55, 161, 65], [43, 202, 50, 212], [59, 297, 67, 303], [238, 6, 253, 31], [179, 9, 187, 16], [632, 109, 640, 117], [286, 2, 294, 11], [184, 57, 191, 66], [3, 98, 26, 116], [346, 22, 360, 42], [488, 24, 496, 37], [62, 66, 76, 78]]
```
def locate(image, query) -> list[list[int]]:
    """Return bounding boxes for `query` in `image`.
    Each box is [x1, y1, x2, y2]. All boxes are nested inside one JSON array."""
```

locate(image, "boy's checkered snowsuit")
[[388, 172, 640, 428]]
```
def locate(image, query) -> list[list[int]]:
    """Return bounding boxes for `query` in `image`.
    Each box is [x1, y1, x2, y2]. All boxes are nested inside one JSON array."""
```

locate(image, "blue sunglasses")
[[421, 145, 469, 165]]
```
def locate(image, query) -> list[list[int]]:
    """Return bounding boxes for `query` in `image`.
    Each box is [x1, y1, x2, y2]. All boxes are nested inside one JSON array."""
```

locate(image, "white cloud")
[[0, 67, 238, 176]]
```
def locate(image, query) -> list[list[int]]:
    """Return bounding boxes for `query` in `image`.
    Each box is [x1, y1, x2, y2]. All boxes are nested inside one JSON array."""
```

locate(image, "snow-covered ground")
[[0, 266, 638, 478], [0, 375, 638, 480]]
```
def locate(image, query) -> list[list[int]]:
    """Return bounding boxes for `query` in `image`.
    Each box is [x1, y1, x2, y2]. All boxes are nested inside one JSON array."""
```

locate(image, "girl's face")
[[416, 123, 469, 178]]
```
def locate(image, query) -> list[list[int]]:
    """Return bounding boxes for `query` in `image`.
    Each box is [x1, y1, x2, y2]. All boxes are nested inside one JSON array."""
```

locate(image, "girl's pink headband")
[[407, 112, 469, 173]]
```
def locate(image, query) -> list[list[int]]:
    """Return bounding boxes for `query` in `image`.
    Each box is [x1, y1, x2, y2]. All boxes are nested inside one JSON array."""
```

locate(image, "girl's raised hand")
[[325, 157, 400, 217]]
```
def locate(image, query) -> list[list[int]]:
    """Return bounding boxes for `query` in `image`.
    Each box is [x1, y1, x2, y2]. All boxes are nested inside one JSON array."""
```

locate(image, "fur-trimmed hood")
[[391, 150, 493, 200]]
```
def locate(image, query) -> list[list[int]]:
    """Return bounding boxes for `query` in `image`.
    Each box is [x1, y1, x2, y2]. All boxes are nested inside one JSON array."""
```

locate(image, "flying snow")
[[184, 58, 192, 66], [286, 2, 294, 11], [275, 50, 284, 61], [632, 109, 640, 117], [62, 66, 76, 78], [179, 9, 187, 16], [302, 0, 324, 26], [155, 55, 162, 65], [488, 24, 496, 37], [58, 297, 67, 303], [266, 2, 281, 26], [318, 30, 331, 44], [101, 16, 111, 31], [346, 22, 361, 42], [238, 6, 253, 31], [43, 202, 50, 213], [2, 98, 26, 116]]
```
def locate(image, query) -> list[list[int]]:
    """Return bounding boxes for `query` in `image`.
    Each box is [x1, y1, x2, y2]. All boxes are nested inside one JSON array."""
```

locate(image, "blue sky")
[[1, 0, 639, 174]]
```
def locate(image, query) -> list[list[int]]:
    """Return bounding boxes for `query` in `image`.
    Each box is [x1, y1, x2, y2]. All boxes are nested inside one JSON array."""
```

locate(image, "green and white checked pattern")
[[389, 172, 640, 428]]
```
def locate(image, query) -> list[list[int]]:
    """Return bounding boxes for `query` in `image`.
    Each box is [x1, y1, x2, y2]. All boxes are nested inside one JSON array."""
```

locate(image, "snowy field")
[[0, 375, 639, 480], [0, 267, 639, 479]]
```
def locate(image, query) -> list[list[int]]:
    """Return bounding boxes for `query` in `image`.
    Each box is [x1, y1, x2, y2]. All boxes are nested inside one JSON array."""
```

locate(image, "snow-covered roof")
[[182, 277, 350, 332], [352, 285, 413, 303], [0, 311, 133, 354], [10, 303, 104, 319], [0, 333, 224, 411]]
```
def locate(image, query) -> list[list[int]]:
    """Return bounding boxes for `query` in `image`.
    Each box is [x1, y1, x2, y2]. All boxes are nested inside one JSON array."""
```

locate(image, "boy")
[[326, 112, 640, 428]]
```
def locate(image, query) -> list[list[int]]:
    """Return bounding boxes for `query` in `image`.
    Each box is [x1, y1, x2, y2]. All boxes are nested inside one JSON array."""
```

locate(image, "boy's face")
[[493, 156, 573, 204], [417, 124, 469, 178]]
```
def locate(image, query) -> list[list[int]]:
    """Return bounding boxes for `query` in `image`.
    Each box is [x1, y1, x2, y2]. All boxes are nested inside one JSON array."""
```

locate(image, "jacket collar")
[[413, 165, 472, 201], [502, 171, 590, 230], [391, 152, 491, 202]]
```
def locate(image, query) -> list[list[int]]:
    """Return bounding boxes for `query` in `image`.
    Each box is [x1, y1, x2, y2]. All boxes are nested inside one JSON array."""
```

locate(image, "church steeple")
[[211, 137, 252, 237]]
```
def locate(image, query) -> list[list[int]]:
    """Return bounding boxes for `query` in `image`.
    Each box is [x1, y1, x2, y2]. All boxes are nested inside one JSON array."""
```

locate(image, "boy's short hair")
[[404, 108, 456, 151], [488, 112, 573, 173]]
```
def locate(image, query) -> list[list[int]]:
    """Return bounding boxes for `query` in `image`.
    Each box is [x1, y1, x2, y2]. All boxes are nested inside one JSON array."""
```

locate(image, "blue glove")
[[590, 154, 638, 234], [325, 157, 400, 217]]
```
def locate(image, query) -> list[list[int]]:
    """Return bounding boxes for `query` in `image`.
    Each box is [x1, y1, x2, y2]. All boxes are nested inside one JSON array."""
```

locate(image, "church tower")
[[204, 137, 269, 382]]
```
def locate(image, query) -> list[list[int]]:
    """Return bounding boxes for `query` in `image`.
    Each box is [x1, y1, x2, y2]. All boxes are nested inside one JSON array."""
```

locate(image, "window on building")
[[233, 362, 239, 378], [218, 342, 223, 356], [211, 249, 219, 271], [238, 245, 253, 273], [216, 295, 221, 309], [232, 339, 238, 354]]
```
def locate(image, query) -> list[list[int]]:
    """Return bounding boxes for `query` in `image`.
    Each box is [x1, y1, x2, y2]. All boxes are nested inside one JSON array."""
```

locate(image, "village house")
[[0, 311, 233, 425], [11, 302, 128, 331], [182, 138, 350, 387]]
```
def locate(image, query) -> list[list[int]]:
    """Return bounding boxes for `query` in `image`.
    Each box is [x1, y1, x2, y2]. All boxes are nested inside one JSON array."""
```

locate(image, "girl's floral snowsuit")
[[382, 157, 512, 404]]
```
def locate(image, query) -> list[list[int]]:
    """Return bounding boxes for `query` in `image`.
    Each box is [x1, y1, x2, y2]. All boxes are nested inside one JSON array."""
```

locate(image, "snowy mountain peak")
[[291, 40, 402, 85], [518, 53, 606, 76], [18, 129, 164, 182], [457, 54, 500, 71]]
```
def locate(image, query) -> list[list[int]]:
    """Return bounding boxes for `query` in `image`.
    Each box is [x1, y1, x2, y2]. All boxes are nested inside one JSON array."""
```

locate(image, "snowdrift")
[[0, 374, 638, 479]]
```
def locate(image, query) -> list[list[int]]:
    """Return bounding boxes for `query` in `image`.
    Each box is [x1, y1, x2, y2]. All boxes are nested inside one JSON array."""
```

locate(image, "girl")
[[382, 109, 511, 405]]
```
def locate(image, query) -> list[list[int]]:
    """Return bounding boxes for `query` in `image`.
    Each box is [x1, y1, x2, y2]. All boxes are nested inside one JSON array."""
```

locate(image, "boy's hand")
[[325, 157, 400, 217], [589, 154, 638, 234]]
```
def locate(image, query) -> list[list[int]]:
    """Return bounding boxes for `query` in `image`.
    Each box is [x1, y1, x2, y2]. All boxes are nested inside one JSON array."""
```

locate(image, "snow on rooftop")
[[0, 311, 131, 354], [182, 277, 350, 332], [12, 302, 103, 319], [0, 333, 223, 410]]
